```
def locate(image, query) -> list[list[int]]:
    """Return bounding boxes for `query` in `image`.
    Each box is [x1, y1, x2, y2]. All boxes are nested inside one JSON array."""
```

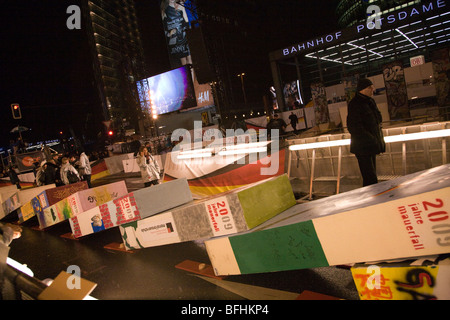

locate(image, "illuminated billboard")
[[137, 65, 196, 116], [160, 0, 196, 68], [283, 80, 304, 109]]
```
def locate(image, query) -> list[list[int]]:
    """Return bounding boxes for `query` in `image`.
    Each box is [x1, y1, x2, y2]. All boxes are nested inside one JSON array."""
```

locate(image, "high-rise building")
[[82, 0, 147, 133], [187, 0, 274, 117]]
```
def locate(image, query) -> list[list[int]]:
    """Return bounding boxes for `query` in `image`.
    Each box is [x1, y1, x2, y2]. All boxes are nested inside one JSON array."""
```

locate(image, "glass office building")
[[269, 0, 449, 126]]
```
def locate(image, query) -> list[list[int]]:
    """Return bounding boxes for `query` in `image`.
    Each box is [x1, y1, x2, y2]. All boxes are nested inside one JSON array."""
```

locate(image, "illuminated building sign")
[[355, 0, 447, 34], [275, 0, 447, 60], [282, 32, 343, 56], [410, 55, 426, 67]]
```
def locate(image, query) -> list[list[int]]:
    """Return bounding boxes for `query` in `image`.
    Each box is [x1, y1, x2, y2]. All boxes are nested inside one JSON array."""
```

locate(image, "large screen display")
[[137, 65, 197, 116]]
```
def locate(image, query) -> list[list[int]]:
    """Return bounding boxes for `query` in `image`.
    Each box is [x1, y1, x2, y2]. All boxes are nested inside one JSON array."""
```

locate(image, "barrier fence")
[[287, 121, 450, 199]]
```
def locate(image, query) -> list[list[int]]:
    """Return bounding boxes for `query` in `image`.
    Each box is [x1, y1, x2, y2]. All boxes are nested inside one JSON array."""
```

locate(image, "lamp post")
[[237, 73, 247, 106]]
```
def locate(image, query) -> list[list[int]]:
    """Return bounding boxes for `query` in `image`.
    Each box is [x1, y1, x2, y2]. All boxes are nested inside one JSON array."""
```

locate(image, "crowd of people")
[[1, 137, 167, 191], [0, 150, 94, 190], [34, 150, 93, 188]]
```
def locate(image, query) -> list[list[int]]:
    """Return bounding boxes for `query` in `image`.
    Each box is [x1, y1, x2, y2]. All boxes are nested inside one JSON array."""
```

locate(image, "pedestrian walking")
[[267, 113, 287, 138], [288, 112, 299, 134]]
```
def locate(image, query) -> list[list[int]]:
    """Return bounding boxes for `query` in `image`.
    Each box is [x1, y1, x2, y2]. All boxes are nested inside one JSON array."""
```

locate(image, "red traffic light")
[[11, 103, 22, 119], [108, 130, 114, 136]]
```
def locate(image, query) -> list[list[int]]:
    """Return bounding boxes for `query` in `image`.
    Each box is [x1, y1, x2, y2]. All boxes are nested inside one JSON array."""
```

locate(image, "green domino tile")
[[119, 175, 297, 250], [237, 174, 297, 229], [230, 220, 329, 274]]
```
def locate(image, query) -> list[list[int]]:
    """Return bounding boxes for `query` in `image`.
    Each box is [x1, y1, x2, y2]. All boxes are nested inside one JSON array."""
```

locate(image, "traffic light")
[[108, 130, 114, 137], [11, 103, 22, 119]]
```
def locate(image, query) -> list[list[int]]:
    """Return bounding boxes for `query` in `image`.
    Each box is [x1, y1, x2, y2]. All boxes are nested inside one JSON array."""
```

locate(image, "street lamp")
[[148, 89, 158, 137], [237, 73, 247, 105]]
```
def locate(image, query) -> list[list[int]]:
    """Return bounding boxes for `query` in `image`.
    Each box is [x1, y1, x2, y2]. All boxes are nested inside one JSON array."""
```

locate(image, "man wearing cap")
[[347, 78, 385, 187]]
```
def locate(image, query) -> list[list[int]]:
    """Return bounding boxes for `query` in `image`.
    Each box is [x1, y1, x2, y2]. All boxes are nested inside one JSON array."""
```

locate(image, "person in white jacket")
[[136, 146, 161, 187], [78, 150, 92, 188], [60, 157, 81, 185]]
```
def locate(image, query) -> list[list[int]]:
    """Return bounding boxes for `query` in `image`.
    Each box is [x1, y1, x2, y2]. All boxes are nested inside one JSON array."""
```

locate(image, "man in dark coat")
[[347, 78, 386, 187]]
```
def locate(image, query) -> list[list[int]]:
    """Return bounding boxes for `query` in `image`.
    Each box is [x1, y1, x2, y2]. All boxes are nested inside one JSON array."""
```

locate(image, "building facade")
[[269, 0, 449, 126], [82, 0, 147, 134], [192, 0, 270, 117]]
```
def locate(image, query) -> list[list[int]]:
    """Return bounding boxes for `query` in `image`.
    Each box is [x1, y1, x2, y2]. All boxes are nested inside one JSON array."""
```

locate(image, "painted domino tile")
[[120, 174, 297, 250], [37, 181, 88, 210], [1, 184, 56, 219], [70, 178, 192, 238], [37, 181, 128, 229], [205, 182, 450, 276], [351, 256, 450, 300], [17, 197, 41, 223], [17, 182, 88, 223], [70, 193, 141, 238], [67, 180, 128, 215]]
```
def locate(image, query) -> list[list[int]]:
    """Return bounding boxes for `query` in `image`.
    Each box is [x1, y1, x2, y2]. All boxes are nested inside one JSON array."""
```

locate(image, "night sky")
[[0, 0, 339, 149], [1, 0, 95, 148]]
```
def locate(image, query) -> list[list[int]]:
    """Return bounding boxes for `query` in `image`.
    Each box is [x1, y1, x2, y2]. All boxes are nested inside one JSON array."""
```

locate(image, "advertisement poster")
[[192, 70, 214, 109], [15, 151, 44, 172], [160, 0, 194, 68], [283, 80, 303, 109], [432, 47, 450, 108], [382, 61, 410, 120], [310, 82, 330, 125], [343, 74, 359, 103]]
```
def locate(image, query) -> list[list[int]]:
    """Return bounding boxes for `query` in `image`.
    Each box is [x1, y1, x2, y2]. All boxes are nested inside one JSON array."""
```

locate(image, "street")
[[7, 171, 359, 300]]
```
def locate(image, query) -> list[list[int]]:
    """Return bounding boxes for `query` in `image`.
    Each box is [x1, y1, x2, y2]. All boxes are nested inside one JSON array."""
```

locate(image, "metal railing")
[[287, 121, 450, 200], [2, 264, 47, 300]]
